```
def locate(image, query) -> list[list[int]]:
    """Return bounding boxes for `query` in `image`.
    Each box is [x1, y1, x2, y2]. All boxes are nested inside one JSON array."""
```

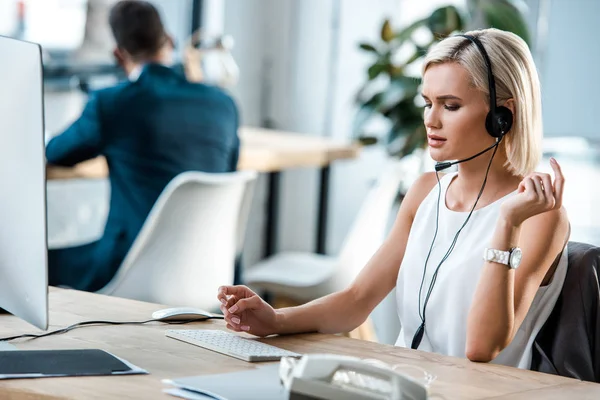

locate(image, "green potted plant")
[[354, 0, 531, 161]]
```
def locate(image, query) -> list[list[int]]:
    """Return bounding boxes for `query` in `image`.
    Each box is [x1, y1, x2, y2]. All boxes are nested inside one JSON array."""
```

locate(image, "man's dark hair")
[[109, 0, 167, 61]]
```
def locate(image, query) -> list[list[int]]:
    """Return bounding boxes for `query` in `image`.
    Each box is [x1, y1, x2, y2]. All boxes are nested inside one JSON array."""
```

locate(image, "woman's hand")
[[216, 285, 280, 337], [500, 157, 565, 227]]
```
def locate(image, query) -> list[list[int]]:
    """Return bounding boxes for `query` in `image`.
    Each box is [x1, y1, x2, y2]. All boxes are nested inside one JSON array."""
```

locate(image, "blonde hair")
[[423, 28, 542, 176]]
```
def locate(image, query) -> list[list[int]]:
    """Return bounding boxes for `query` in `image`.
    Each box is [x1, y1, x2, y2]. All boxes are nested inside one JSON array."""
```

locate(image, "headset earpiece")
[[485, 105, 513, 138], [458, 34, 514, 139]]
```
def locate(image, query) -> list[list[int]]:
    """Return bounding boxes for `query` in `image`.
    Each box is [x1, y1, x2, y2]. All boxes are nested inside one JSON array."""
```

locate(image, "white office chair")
[[243, 159, 406, 302], [98, 170, 258, 312]]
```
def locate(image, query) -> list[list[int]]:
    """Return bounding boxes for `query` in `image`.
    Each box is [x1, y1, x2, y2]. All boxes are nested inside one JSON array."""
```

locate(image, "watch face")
[[510, 248, 523, 268]]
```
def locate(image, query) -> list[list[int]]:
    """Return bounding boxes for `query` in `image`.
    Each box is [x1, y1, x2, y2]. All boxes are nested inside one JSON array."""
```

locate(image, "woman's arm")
[[275, 172, 440, 335], [466, 160, 568, 362]]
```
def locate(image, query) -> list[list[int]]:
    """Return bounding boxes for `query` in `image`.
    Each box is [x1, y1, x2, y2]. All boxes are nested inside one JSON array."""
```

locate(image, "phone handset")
[[279, 353, 428, 400]]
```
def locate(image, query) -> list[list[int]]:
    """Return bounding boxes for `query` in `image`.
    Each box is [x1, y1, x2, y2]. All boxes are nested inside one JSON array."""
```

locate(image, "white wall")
[[151, 0, 194, 61], [523, 0, 600, 245], [529, 0, 599, 138]]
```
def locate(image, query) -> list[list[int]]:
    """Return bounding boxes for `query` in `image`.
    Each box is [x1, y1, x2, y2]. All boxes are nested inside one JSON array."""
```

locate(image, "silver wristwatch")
[[483, 247, 523, 269]]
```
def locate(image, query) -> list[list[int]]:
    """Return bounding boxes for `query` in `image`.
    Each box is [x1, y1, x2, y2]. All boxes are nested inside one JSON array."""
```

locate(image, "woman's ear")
[[503, 98, 516, 115]]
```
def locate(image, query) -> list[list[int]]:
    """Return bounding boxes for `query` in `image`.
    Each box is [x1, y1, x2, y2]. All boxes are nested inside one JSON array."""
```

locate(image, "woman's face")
[[421, 62, 493, 162]]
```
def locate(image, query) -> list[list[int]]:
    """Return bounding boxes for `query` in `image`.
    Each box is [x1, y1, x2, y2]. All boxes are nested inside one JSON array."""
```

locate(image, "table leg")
[[264, 171, 281, 258], [233, 255, 243, 285], [316, 165, 331, 254]]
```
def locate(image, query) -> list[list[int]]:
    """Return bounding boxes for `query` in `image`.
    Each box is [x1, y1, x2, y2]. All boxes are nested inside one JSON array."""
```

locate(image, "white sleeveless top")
[[395, 172, 568, 369]]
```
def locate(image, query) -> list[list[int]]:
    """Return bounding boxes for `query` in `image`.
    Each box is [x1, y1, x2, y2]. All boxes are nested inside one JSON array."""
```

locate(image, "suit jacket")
[[46, 63, 240, 291]]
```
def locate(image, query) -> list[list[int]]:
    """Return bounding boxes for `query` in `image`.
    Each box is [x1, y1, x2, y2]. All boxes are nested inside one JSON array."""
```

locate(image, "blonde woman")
[[217, 28, 569, 369]]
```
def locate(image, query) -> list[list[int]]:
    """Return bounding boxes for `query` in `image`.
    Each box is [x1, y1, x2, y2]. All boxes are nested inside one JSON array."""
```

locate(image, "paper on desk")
[[163, 364, 285, 400], [0, 341, 17, 351], [0, 351, 147, 380], [164, 387, 221, 400]]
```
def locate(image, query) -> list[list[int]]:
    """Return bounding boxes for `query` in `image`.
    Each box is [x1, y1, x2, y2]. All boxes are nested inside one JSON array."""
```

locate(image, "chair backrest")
[[329, 159, 407, 291], [98, 170, 258, 311], [531, 241, 600, 382]]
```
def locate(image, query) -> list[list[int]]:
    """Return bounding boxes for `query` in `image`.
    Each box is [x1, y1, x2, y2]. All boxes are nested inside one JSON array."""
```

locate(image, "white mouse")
[[152, 307, 215, 321]]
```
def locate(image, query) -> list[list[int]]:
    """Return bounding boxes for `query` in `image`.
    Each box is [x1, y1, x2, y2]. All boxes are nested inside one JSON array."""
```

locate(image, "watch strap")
[[483, 248, 510, 265]]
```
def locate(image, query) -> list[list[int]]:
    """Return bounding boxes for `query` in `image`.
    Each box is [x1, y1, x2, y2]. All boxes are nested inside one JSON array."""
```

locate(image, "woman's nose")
[[424, 107, 441, 130]]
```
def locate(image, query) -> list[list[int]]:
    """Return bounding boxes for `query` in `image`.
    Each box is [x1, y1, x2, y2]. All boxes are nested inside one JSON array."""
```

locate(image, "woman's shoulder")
[[401, 172, 445, 217]]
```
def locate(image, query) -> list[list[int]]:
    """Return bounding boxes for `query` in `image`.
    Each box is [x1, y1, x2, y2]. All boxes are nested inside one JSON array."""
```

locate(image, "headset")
[[411, 34, 514, 350], [433, 34, 513, 172]]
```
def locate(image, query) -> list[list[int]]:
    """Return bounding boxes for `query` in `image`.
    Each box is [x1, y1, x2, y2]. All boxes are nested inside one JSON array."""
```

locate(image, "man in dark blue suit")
[[46, 0, 240, 292]]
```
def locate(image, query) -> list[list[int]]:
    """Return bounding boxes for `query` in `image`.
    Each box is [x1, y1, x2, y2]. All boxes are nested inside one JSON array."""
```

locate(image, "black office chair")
[[531, 241, 600, 383]]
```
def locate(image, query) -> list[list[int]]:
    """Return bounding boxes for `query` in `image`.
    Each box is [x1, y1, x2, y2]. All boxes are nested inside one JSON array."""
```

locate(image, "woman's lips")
[[427, 135, 446, 148]]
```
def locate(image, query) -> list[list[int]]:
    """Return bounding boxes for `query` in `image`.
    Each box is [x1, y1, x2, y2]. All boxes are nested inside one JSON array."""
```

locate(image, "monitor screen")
[[0, 35, 48, 330]]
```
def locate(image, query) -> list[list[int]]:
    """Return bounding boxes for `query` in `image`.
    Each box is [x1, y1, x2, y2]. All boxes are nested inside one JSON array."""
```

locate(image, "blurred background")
[[3, 0, 598, 343]]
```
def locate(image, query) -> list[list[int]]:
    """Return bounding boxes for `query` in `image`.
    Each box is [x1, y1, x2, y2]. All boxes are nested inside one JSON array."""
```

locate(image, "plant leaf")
[[352, 104, 377, 136], [388, 124, 427, 158], [367, 62, 387, 80], [358, 42, 378, 53], [393, 18, 427, 43], [387, 65, 404, 77], [352, 92, 386, 135], [480, 0, 530, 45], [404, 50, 424, 66], [427, 5, 464, 38], [357, 136, 379, 146], [381, 19, 395, 42], [399, 125, 427, 157], [379, 76, 421, 110]]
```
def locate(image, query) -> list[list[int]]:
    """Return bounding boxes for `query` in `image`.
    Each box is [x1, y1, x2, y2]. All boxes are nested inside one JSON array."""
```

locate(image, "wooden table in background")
[[0, 289, 598, 399], [46, 126, 362, 259]]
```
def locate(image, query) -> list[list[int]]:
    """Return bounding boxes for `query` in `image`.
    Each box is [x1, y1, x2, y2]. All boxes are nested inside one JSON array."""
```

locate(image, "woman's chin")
[[428, 147, 447, 162]]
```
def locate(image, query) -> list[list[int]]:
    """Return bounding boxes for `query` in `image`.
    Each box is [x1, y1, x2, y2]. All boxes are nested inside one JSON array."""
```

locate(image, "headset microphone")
[[434, 138, 501, 172]]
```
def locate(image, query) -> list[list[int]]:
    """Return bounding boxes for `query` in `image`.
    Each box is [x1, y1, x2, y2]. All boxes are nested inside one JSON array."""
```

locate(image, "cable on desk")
[[0, 316, 225, 342]]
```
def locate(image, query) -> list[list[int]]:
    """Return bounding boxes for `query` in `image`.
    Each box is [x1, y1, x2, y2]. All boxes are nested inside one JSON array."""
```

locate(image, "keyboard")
[[165, 329, 302, 362]]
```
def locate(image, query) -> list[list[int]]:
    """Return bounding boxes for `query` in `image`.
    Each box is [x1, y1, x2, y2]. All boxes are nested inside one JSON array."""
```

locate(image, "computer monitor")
[[0, 35, 48, 330]]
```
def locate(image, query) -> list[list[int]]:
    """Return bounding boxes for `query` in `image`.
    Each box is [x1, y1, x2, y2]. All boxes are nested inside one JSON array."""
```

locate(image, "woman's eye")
[[424, 103, 432, 109], [445, 104, 460, 111]]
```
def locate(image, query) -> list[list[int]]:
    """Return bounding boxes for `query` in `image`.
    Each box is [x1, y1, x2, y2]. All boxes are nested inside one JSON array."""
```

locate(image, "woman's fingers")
[[550, 158, 565, 208], [229, 295, 262, 314], [529, 173, 554, 206], [530, 175, 545, 200], [218, 287, 265, 335], [217, 286, 233, 303], [226, 323, 241, 332], [539, 173, 555, 208], [219, 295, 238, 315], [522, 176, 536, 201], [218, 285, 255, 300], [224, 311, 241, 327]]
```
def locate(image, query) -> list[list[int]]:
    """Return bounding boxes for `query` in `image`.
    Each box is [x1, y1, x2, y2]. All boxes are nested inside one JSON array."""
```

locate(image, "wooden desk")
[[45, 126, 361, 179], [46, 127, 361, 257], [1, 289, 598, 399]]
